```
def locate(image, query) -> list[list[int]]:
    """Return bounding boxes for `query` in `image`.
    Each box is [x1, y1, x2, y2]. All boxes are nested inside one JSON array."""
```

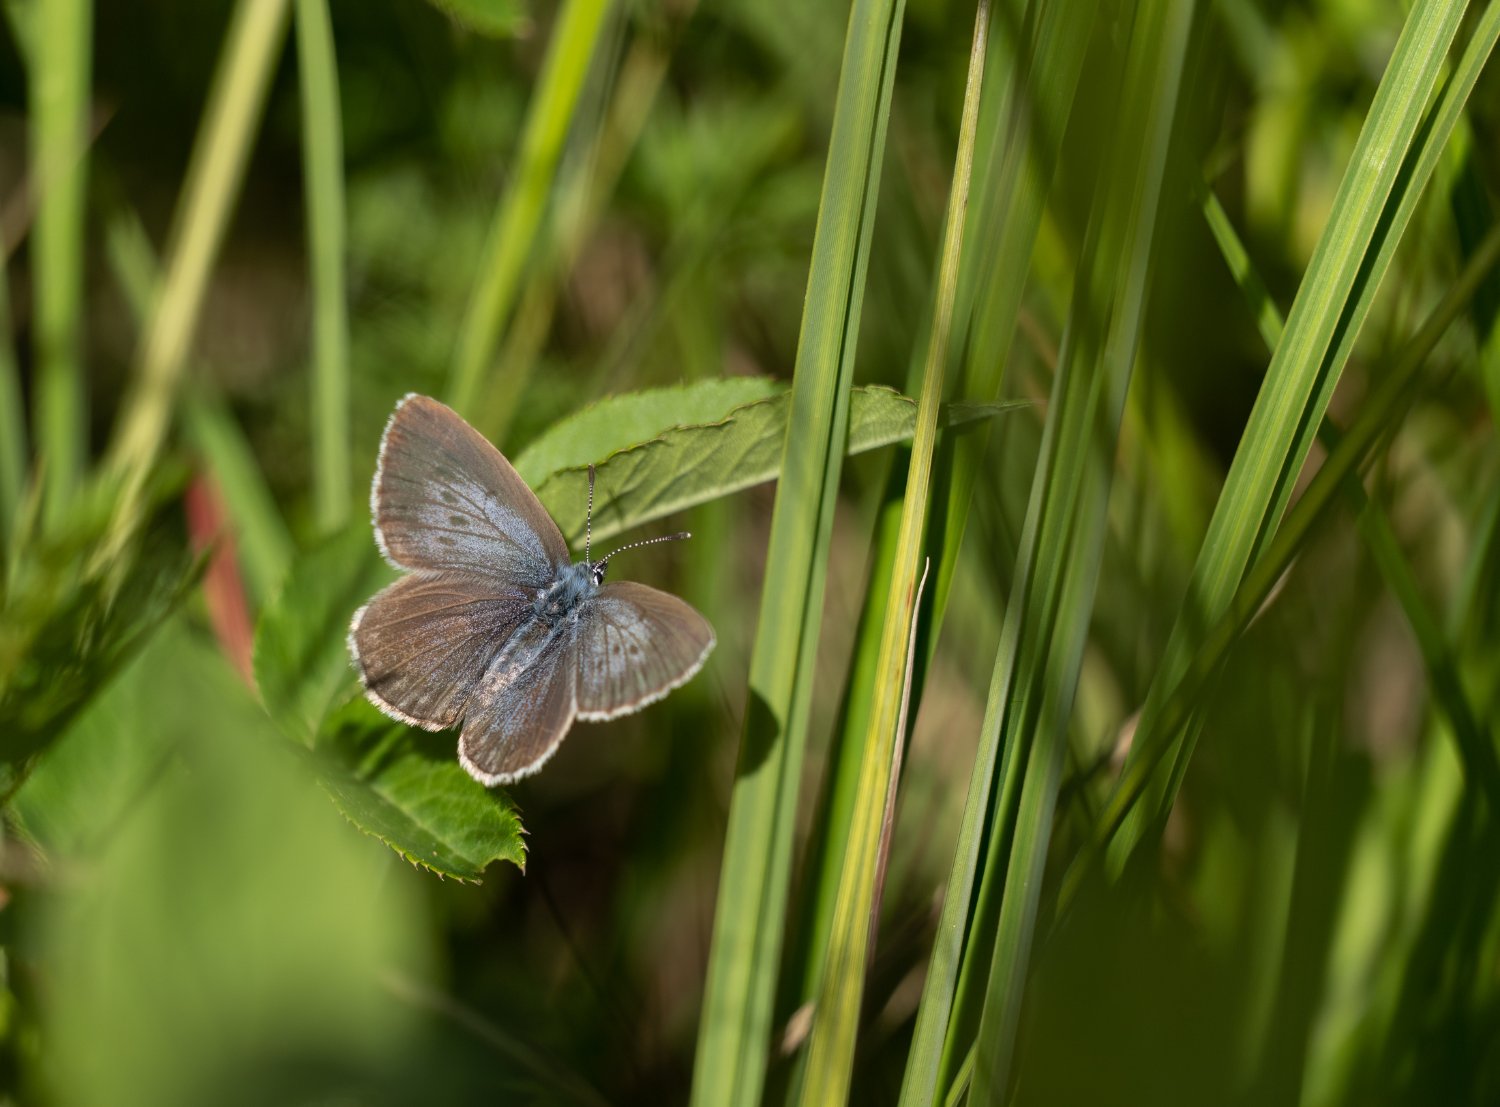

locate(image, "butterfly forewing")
[[374, 394, 568, 584], [350, 573, 532, 730], [459, 619, 578, 784], [574, 581, 715, 720]]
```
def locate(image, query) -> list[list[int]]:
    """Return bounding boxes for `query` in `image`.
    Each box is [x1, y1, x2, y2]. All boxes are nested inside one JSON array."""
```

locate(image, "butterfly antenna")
[[585, 464, 596, 565], [596, 531, 691, 574]]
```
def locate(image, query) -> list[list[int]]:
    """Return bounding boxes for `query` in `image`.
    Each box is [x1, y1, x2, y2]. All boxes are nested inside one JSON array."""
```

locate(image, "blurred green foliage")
[[0, 0, 1495, 1102]]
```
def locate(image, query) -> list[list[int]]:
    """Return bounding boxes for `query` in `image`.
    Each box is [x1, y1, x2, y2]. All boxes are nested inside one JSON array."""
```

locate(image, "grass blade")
[[689, 1, 908, 1101], [445, 0, 613, 424], [483, 2, 697, 443], [0, 262, 25, 550], [961, 0, 1194, 1097], [30, 0, 92, 526], [1105, 0, 1488, 866], [103, 206, 294, 612], [1093, 226, 1500, 841], [104, 0, 292, 545], [294, 0, 351, 534], [796, 4, 989, 1100], [1202, 177, 1500, 807]]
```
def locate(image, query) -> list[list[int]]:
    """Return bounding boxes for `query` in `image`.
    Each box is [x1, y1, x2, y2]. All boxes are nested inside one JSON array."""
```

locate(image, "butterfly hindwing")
[[374, 394, 568, 585], [458, 618, 579, 784], [574, 581, 715, 720]]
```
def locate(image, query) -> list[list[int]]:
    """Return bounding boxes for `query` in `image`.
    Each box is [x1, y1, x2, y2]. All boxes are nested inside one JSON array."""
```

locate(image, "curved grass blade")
[[103, 0, 292, 550], [102, 209, 294, 611], [1088, 225, 1500, 856], [1201, 182, 1500, 807], [1105, 0, 1491, 868], [482, 1, 701, 443]]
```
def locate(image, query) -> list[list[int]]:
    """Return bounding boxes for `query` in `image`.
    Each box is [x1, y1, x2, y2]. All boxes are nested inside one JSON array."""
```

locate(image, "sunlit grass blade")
[[294, 0, 351, 534], [445, 0, 613, 424], [689, 1, 908, 1102], [881, 5, 1095, 1098], [1202, 182, 1500, 807], [103, 0, 292, 549], [1090, 227, 1500, 845], [955, 1, 1193, 1098], [1105, 0, 1491, 866], [30, 0, 92, 527], [792, 2, 1094, 1050], [103, 208, 294, 612], [795, 5, 988, 1102], [483, 2, 696, 443], [930, 0, 1098, 626]]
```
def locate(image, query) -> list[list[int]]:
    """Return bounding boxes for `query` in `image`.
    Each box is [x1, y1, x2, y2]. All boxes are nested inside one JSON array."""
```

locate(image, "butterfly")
[[348, 394, 715, 785]]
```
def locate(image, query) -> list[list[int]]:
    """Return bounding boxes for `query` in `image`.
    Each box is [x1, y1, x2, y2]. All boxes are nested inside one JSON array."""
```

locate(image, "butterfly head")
[[579, 463, 691, 586]]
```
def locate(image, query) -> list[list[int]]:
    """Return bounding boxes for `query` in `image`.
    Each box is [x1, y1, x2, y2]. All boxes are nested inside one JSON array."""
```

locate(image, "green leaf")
[[513, 377, 784, 486], [424, 0, 528, 38], [534, 384, 1019, 546], [253, 523, 393, 745], [254, 528, 524, 879], [313, 699, 526, 880]]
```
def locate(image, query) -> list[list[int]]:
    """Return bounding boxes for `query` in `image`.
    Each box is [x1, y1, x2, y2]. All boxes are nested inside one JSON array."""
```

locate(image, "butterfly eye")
[[592, 562, 608, 586]]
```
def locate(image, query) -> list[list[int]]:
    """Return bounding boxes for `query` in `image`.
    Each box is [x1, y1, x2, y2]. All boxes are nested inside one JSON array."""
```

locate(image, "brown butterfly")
[[348, 395, 714, 784]]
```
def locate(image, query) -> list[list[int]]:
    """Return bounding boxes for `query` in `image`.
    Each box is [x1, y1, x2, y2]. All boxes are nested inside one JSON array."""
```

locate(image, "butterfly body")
[[349, 394, 714, 786], [534, 561, 601, 626]]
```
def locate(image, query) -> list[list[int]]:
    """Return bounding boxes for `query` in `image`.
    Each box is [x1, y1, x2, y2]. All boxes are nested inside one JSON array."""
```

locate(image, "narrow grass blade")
[[30, 0, 92, 526], [791, 0, 1095, 1037], [1106, 0, 1490, 865], [930, 0, 1098, 626], [104, 0, 292, 547], [445, 0, 613, 423], [103, 208, 294, 611], [0, 262, 25, 549], [797, 5, 989, 1101], [689, 1, 908, 1102], [1094, 226, 1500, 842], [294, 0, 351, 534], [962, 1, 1193, 1098], [483, 2, 697, 443], [1202, 181, 1499, 807]]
